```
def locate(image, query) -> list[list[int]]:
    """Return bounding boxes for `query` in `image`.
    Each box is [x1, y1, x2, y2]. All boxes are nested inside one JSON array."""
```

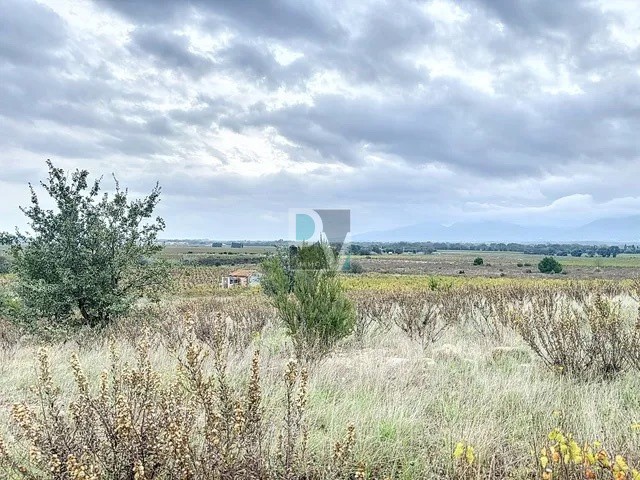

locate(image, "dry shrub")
[[463, 287, 514, 342], [350, 292, 394, 340], [0, 317, 20, 372], [0, 332, 361, 480], [181, 298, 273, 353], [117, 297, 273, 353], [622, 305, 640, 371], [511, 289, 631, 378], [390, 290, 462, 348]]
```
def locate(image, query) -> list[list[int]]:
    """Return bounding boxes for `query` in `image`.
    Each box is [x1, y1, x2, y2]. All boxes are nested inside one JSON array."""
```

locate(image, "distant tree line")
[[347, 242, 634, 257]]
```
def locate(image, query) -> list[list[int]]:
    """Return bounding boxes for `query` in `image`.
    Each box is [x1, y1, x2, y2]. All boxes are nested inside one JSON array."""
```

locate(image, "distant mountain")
[[353, 215, 640, 243], [573, 216, 640, 243]]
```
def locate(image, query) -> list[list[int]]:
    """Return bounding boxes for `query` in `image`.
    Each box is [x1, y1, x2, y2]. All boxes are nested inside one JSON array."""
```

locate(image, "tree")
[[473, 257, 484, 266], [261, 242, 355, 363], [538, 257, 563, 274], [1, 161, 170, 328]]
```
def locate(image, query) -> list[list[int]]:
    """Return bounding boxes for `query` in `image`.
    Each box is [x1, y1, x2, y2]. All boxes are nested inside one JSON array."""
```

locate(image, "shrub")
[[262, 243, 355, 363], [351, 291, 394, 340], [473, 257, 484, 266], [511, 291, 629, 378], [1, 161, 170, 329], [391, 290, 461, 348], [0, 284, 23, 321], [0, 337, 361, 479], [276, 268, 355, 363], [538, 257, 563, 274]]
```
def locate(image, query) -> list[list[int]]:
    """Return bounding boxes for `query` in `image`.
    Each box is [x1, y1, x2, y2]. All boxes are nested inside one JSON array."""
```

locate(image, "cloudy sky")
[[1, 0, 640, 239]]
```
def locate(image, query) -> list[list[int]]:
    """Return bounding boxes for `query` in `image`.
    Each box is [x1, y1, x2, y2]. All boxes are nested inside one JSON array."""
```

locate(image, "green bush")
[[262, 243, 355, 363], [473, 257, 483, 266], [538, 257, 563, 274]]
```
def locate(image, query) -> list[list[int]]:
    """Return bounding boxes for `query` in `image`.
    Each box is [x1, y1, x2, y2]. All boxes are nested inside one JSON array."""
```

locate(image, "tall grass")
[[3, 282, 640, 478]]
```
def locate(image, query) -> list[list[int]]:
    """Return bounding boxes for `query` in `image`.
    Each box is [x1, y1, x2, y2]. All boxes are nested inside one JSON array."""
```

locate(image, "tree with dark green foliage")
[[0, 161, 170, 328], [261, 242, 355, 363], [538, 256, 563, 274], [473, 257, 483, 266]]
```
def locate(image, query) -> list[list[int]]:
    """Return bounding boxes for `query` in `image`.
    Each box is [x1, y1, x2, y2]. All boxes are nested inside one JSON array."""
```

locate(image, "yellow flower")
[[540, 454, 549, 469], [453, 442, 465, 460], [614, 455, 629, 473], [465, 445, 475, 465]]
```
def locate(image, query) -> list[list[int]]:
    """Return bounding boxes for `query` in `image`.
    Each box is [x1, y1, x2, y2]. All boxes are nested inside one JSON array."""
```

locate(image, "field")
[[353, 250, 640, 279], [159, 244, 276, 259], [3, 250, 640, 478]]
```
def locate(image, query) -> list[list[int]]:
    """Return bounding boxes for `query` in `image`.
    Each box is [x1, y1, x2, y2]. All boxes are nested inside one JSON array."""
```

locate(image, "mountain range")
[[353, 215, 640, 243]]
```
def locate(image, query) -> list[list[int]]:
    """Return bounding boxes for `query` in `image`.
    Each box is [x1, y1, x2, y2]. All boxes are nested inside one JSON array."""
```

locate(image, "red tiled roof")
[[229, 269, 256, 277]]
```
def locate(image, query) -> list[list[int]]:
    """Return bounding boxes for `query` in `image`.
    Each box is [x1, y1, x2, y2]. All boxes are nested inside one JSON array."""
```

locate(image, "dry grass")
[[3, 284, 640, 478]]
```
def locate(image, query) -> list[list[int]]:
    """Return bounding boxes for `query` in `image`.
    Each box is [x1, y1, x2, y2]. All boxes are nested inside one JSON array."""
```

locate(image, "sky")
[[1, 0, 640, 240]]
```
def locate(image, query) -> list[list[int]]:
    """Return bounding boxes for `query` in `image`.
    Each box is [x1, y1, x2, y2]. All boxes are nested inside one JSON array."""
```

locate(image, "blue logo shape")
[[295, 213, 316, 241]]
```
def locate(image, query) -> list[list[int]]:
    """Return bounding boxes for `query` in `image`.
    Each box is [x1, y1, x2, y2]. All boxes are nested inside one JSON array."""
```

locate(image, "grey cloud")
[[0, 0, 67, 66], [129, 27, 214, 77], [224, 71, 640, 179], [99, 0, 345, 42], [216, 42, 312, 88], [464, 0, 605, 40]]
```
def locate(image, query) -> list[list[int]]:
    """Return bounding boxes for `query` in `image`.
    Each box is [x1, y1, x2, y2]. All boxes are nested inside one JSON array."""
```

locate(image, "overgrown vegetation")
[[0, 334, 360, 479], [4, 280, 640, 478]]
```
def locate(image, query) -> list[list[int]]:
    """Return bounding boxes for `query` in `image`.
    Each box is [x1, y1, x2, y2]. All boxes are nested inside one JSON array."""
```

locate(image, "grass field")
[[353, 250, 640, 279], [4, 247, 640, 478], [3, 281, 640, 478], [396, 250, 640, 267]]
